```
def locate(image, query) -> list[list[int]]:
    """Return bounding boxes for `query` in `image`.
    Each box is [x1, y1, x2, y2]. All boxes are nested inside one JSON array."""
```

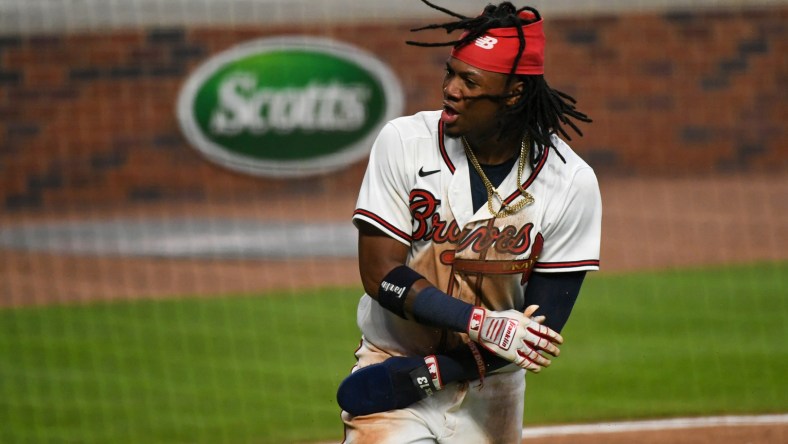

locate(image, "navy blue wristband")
[[410, 287, 474, 332], [377, 265, 424, 319]]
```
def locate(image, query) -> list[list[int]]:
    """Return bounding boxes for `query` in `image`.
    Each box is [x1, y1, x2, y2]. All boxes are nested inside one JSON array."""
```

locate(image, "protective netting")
[[0, 1, 786, 442]]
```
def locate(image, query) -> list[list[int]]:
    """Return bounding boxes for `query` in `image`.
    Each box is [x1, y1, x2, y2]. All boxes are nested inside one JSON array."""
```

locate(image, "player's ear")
[[505, 80, 524, 107]]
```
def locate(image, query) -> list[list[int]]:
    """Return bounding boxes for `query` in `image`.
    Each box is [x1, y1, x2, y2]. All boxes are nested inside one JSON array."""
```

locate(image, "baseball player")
[[338, 2, 602, 442]]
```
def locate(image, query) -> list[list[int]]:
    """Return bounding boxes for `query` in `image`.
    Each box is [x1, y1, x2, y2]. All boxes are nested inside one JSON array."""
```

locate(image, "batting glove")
[[466, 304, 563, 372]]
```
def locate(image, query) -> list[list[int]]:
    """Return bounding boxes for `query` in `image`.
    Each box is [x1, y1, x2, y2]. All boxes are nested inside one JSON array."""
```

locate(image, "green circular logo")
[[177, 36, 403, 177]]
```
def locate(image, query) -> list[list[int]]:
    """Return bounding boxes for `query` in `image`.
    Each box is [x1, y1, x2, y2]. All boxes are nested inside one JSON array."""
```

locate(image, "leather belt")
[[453, 257, 537, 275]]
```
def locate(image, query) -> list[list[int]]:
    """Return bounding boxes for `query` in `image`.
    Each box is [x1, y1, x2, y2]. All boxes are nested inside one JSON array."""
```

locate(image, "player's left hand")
[[467, 304, 563, 372]]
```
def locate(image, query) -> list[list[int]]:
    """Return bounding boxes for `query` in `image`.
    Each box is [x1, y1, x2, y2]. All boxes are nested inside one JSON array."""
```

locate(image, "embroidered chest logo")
[[410, 189, 533, 255], [474, 36, 498, 50]]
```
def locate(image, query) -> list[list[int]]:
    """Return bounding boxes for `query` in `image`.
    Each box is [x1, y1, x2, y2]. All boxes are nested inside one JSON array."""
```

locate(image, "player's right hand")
[[466, 305, 563, 372]]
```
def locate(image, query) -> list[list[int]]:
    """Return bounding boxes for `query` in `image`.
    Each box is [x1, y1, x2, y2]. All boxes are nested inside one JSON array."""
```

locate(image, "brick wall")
[[1, 7, 785, 211]]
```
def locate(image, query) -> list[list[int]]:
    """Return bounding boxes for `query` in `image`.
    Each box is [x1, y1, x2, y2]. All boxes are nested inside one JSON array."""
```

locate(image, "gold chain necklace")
[[462, 135, 535, 218]]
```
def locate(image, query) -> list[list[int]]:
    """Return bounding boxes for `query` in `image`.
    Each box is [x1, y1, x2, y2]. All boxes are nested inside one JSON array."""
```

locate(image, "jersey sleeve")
[[536, 166, 602, 272], [352, 122, 414, 246]]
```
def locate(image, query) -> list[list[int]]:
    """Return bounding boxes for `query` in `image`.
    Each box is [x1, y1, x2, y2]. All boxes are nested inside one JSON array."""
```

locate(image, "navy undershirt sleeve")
[[523, 271, 586, 333]]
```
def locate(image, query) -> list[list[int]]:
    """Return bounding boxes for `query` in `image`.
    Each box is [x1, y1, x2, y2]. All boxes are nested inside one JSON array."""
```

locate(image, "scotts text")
[[211, 74, 371, 135]]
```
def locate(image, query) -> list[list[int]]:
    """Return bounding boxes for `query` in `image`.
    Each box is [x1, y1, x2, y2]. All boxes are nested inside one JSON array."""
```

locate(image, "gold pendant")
[[463, 135, 535, 218]]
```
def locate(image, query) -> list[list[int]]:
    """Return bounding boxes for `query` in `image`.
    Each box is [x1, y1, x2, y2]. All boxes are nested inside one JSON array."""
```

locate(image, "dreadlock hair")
[[407, 0, 591, 164]]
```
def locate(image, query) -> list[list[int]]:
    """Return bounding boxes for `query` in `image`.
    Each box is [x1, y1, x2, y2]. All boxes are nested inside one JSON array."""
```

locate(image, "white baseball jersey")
[[345, 110, 601, 443], [352, 110, 601, 361]]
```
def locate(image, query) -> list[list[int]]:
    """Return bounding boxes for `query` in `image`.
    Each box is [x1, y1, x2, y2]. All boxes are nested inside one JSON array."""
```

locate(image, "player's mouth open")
[[441, 104, 459, 124]]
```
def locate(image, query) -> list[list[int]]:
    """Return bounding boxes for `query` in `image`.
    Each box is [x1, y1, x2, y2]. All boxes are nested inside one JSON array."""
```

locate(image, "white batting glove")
[[466, 305, 563, 372]]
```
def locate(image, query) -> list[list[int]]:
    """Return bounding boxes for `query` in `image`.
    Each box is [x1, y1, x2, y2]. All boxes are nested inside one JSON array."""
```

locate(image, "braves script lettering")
[[409, 189, 533, 255]]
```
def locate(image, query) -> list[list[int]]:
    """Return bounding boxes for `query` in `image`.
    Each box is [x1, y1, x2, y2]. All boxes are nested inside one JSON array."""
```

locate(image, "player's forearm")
[[376, 265, 474, 331], [336, 344, 515, 417], [357, 221, 473, 331], [441, 343, 511, 379], [434, 272, 587, 384]]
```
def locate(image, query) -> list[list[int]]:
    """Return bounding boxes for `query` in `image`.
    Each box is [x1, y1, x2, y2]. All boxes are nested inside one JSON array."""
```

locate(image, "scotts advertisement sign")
[[177, 36, 404, 177]]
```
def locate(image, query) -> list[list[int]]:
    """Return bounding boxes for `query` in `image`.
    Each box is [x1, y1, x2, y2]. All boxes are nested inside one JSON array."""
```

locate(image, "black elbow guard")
[[377, 265, 424, 318]]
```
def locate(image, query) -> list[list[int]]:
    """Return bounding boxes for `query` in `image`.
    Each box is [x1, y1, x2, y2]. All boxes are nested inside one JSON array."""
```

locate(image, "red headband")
[[450, 10, 545, 75]]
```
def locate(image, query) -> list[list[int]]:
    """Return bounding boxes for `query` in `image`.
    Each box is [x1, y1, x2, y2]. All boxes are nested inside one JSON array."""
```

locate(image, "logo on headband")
[[451, 16, 546, 75], [474, 36, 498, 50]]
